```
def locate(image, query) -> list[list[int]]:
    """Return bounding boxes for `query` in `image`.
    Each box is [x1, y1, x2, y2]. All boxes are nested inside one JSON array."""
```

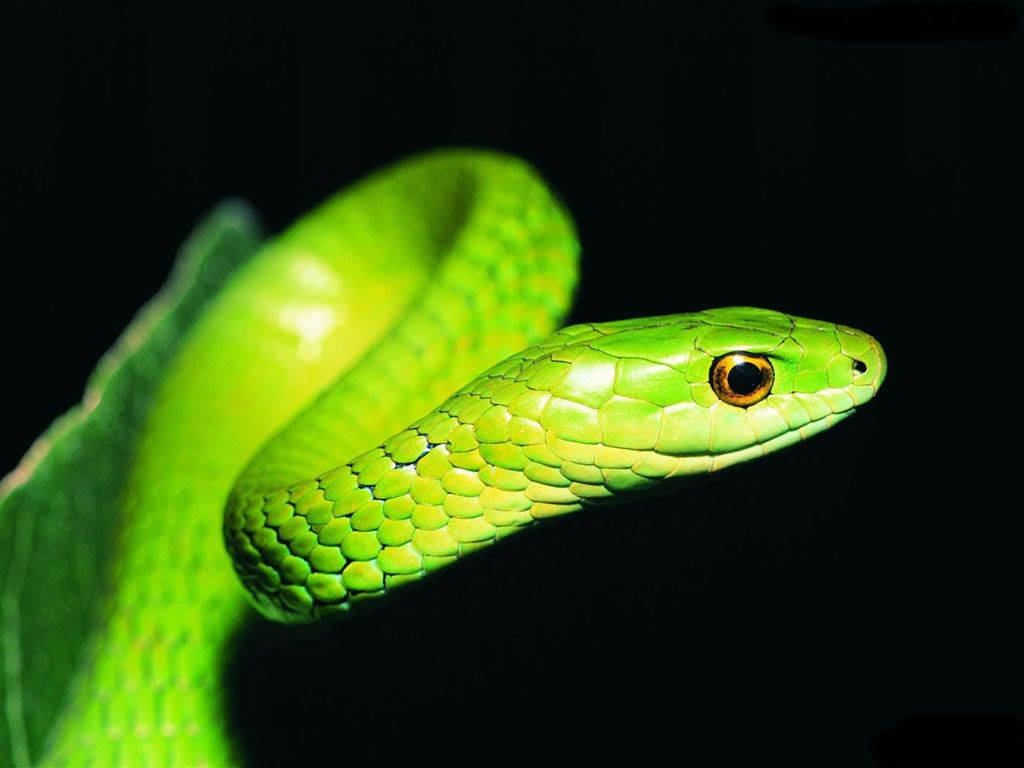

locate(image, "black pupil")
[[727, 361, 763, 395]]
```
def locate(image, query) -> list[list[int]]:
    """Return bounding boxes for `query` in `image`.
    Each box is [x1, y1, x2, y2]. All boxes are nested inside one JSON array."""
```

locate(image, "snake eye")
[[709, 353, 774, 407]]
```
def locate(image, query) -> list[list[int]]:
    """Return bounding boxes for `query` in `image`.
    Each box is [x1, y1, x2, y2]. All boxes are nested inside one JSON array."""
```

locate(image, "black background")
[[4, 3, 1024, 766]]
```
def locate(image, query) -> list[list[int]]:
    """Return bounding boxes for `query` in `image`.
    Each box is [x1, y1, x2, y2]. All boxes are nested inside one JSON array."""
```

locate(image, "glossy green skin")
[[12, 149, 885, 765]]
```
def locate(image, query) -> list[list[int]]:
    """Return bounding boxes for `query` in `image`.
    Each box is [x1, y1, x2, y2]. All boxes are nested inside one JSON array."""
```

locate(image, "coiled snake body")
[[1, 150, 885, 766]]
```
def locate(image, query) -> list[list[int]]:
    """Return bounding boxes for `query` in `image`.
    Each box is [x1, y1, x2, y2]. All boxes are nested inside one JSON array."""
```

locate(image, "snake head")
[[511, 306, 886, 489]]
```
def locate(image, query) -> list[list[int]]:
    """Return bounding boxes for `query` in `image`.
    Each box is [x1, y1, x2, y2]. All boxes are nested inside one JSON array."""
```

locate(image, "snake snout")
[[841, 326, 887, 398]]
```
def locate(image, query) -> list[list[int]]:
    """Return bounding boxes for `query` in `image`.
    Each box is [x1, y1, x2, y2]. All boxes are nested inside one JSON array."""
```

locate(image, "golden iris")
[[709, 353, 774, 407]]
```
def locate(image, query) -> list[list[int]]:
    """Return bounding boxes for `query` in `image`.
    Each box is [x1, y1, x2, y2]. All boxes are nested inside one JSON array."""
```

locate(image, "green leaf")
[[0, 201, 262, 767]]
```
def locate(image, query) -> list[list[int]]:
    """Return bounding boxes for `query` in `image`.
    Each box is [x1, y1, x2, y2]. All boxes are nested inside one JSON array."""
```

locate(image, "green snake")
[[0, 149, 886, 766]]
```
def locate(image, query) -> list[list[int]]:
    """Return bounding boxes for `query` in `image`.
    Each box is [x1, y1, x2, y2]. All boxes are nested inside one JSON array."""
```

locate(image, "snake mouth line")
[[655, 408, 857, 479]]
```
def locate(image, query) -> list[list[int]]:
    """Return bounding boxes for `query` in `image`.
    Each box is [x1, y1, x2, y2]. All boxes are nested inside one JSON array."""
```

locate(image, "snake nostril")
[[852, 359, 867, 374]]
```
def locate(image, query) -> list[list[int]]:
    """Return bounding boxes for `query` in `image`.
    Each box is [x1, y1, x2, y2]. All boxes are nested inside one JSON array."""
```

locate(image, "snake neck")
[[225, 379, 708, 624], [225, 418, 582, 623]]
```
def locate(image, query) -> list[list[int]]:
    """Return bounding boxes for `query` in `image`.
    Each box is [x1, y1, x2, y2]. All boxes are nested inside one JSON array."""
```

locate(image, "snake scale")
[[0, 149, 885, 766]]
